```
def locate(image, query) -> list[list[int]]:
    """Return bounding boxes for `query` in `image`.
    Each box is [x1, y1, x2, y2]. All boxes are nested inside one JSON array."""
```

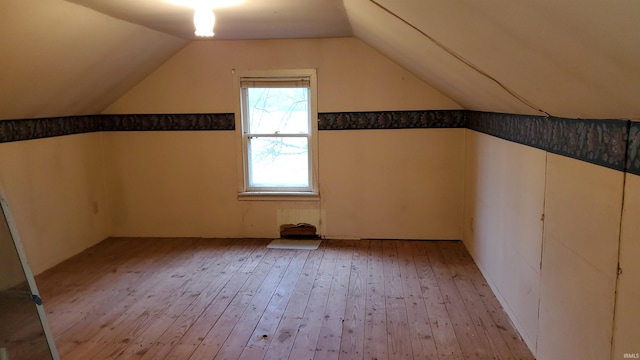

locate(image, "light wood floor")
[[35, 238, 535, 360]]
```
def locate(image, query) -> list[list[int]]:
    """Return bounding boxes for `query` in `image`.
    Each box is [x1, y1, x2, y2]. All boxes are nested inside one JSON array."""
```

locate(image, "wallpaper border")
[[466, 111, 631, 173], [0, 113, 235, 143], [318, 110, 466, 130], [2, 111, 639, 175], [0, 115, 100, 143], [627, 121, 640, 176]]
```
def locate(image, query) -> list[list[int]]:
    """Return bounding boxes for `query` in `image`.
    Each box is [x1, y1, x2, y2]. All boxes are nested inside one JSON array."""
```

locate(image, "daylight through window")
[[239, 71, 318, 194]]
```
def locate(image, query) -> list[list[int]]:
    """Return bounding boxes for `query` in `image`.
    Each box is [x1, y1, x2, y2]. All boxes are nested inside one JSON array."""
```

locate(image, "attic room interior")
[[1, 0, 639, 359]]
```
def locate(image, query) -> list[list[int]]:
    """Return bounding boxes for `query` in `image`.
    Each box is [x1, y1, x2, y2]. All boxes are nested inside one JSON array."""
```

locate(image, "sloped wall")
[[0, 0, 187, 120], [345, 0, 640, 119]]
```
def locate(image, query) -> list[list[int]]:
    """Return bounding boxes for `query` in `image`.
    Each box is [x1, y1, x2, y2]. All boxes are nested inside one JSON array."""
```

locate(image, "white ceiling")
[[65, 0, 353, 40]]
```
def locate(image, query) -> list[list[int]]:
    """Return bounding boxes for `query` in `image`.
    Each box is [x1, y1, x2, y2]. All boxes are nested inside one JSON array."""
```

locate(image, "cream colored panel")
[[240, 202, 322, 239], [0, 0, 186, 120], [543, 154, 623, 275], [320, 129, 464, 240], [104, 131, 323, 238], [104, 38, 461, 114], [463, 130, 545, 352], [345, 0, 536, 116], [538, 154, 623, 360], [612, 173, 640, 359], [104, 129, 464, 240], [0, 134, 109, 274], [103, 131, 242, 237]]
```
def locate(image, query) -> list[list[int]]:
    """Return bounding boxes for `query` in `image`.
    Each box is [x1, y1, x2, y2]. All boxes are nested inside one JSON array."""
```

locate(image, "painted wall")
[[0, 134, 110, 275], [105, 38, 460, 114], [0, 0, 186, 120], [463, 131, 545, 350], [0, 0, 184, 274], [613, 172, 640, 359], [464, 130, 629, 359], [538, 153, 623, 360], [346, 0, 640, 119], [103, 38, 465, 239]]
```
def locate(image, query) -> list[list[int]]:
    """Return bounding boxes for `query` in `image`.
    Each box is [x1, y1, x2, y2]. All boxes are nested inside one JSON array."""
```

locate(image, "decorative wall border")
[[0, 116, 100, 143], [627, 122, 640, 176], [2, 110, 639, 175], [100, 113, 235, 132], [0, 113, 235, 143], [318, 110, 466, 130], [466, 111, 631, 173]]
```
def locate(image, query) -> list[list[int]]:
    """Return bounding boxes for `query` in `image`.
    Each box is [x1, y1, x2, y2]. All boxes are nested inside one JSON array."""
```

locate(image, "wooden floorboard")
[[32, 238, 535, 360]]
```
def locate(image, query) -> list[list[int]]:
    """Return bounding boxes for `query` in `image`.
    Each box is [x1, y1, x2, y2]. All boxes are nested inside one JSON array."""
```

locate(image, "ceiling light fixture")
[[193, 6, 215, 37], [165, 0, 242, 8], [164, 0, 243, 38]]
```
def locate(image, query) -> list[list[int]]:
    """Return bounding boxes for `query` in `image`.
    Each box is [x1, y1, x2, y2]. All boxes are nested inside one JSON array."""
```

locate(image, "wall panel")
[[463, 130, 545, 351], [538, 154, 623, 360], [612, 173, 640, 359], [0, 134, 109, 274]]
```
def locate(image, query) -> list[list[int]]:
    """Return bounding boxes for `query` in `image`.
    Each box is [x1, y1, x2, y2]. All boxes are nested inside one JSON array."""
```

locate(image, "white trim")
[[237, 191, 320, 201], [233, 69, 319, 199]]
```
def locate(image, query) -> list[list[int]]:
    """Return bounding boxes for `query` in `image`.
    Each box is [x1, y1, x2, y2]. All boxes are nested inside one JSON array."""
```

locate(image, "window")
[[236, 70, 318, 198]]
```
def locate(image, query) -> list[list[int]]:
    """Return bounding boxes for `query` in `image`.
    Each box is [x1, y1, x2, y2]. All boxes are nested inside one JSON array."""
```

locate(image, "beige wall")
[[346, 0, 640, 119], [464, 130, 630, 359], [320, 129, 464, 240], [613, 172, 640, 359], [0, 134, 110, 275], [103, 129, 464, 239], [0, 0, 186, 120], [104, 131, 240, 237], [463, 131, 546, 350], [103, 38, 464, 239], [538, 153, 623, 360], [104, 38, 461, 114]]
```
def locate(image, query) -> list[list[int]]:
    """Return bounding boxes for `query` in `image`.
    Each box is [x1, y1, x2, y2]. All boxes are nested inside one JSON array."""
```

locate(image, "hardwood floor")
[[35, 238, 535, 360]]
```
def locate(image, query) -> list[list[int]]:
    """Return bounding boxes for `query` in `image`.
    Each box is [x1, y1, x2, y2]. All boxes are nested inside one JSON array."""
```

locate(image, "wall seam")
[[609, 119, 632, 360]]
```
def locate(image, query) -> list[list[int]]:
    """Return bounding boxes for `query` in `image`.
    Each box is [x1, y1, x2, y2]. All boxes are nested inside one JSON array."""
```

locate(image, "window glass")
[[248, 137, 309, 188], [237, 70, 317, 195], [246, 88, 309, 134]]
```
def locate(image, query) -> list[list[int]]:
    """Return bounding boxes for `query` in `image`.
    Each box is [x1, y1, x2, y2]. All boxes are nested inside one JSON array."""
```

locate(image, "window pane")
[[248, 137, 309, 188], [246, 88, 309, 134]]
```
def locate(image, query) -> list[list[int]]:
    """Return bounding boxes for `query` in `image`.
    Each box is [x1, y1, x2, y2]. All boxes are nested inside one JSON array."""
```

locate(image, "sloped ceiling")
[[345, 0, 640, 119], [64, 0, 352, 40], [1, 0, 639, 120], [0, 0, 187, 120]]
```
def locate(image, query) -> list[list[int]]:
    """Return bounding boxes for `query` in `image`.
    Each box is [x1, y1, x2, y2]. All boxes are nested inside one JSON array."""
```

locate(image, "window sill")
[[237, 192, 320, 201]]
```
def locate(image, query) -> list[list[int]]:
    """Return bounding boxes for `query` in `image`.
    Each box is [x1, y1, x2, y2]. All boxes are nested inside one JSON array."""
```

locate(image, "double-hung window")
[[236, 69, 318, 198]]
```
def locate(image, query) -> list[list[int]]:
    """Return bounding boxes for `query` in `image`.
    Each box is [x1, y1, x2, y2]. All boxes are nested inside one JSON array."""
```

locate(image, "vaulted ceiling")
[[1, 0, 639, 120]]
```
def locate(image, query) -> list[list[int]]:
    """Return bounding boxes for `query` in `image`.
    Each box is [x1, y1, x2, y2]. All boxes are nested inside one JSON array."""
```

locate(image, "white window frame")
[[234, 69, 319, 201]]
